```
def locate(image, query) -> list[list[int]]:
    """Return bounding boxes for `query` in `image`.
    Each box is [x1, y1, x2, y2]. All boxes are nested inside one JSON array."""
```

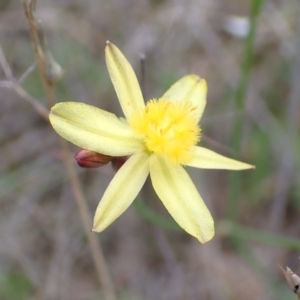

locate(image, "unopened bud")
[[75, 149, 112, 168], [45, 50, 64, 86], [111, 156, 128, 171]]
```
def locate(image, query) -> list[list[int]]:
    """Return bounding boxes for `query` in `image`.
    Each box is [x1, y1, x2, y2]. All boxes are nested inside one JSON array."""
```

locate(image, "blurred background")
[[0, 0, 300, 299]]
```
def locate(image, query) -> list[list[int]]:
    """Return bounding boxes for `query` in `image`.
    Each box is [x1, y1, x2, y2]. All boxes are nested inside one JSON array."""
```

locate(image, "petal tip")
[[244, 163, 255, 170], [188, 74, 206, 84], [199, 225, 215, 244], [50, 102, 61, 112], [195, 229, 215, 244], [91, 226, 100, 233], [106, 40, 110, 45], [201, 234, 214, 244]]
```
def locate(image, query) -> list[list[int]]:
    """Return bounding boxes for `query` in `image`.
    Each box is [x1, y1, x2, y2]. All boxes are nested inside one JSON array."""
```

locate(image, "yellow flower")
[[49, 42, 254, 243]]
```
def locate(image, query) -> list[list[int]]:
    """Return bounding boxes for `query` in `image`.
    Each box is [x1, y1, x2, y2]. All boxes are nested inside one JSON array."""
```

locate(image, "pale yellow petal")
[[162, 74, 207, 122], [149, 155, 214, 243], [93, 152, 149, 232], [106, 41, 145, 120], [187, 146, 255, 170], [50, 102, 142, 156]]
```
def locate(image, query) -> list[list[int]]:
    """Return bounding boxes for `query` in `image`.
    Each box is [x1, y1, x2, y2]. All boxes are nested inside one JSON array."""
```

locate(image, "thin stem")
[[218, 221, 300, 250], [226, 0, 265, 221], [0, 45, 48, 119], [134, 199, 181, 232], [269, 5, 300, 232], [139, 52, 146, 99], [135, 201, 300, 250], [20, 1, 116, 299]]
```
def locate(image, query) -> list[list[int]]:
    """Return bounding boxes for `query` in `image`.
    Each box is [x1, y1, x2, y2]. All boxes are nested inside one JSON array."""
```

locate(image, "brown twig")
[[0, 45, 49, 120], [19, 1, 116, 299]]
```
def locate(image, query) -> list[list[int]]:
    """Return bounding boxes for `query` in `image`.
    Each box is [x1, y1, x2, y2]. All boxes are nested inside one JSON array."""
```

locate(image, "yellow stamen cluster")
[[129, 98, 200, 165]]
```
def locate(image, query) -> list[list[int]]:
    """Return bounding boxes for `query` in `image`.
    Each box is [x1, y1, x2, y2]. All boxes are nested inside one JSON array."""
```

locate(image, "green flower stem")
[[218, 221, 300, 250], [135, 198, 299, 298], [227, 0, 265, 221], [134, 198, 182, 232], [135, 200, 300, 250]]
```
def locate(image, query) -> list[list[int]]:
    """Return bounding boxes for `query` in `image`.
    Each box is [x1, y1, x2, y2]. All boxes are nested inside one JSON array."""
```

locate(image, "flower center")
[[129, 98, 200, 164]]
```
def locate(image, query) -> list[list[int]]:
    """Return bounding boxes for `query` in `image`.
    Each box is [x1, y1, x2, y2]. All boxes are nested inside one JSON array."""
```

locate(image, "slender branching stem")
[[18, 1, 116, 299]]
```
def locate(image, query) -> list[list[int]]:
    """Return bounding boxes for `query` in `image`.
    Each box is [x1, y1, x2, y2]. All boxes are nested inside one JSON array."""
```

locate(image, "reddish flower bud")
[[75, 149, 113, 168], [111, 156, 128, 171]]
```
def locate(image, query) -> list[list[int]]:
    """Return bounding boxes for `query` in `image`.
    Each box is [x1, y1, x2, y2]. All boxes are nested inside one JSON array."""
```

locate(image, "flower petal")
[[149, 155, 214, 243], [50, 102, 142, 156], [93, 152, 149, 232], [106, 42, 145, 120], [162, 74, 207, 122], [187, 146, 255, 170]]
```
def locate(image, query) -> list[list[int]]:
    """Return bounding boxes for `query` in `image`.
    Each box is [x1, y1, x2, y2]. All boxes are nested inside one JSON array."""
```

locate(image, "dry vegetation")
[[0, 0, 300, 299]]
